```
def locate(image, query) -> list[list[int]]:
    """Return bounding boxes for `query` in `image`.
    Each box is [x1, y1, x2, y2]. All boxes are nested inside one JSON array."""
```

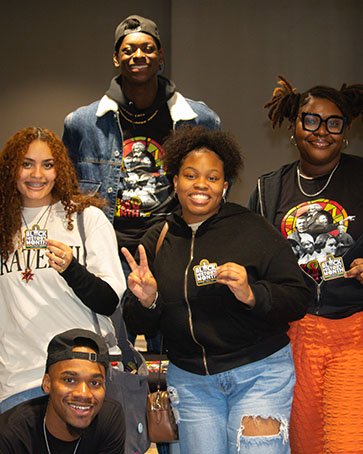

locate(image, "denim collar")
[[96, 91, 198, 122]]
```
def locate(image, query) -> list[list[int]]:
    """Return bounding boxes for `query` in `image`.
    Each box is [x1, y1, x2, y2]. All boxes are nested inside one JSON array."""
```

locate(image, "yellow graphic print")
[[280, 198, 355, 283]]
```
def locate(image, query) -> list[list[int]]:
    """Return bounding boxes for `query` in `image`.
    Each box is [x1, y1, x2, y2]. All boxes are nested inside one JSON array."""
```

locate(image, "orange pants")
[[288, 312, 363, 454]]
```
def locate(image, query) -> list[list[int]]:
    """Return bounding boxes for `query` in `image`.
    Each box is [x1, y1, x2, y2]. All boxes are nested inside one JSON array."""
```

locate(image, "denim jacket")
[[63, 91, 221, 222]]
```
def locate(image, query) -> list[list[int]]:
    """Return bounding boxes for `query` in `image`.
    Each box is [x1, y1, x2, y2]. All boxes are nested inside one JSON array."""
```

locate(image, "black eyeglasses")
[[300, 112, 346, 134]]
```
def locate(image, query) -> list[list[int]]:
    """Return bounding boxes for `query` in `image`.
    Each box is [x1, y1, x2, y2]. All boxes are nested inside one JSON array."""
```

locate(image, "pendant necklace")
[[119, 105, 159, 125], [43, 415, 82, 454], [21, 204, 52, 283], [296, 161, 339, 198]]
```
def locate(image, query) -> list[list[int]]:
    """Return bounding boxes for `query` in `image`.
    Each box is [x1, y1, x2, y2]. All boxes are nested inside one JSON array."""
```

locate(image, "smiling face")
[[16, 140, 56, 207], [174, 148, 228, 224], [42, 347, 106, 441], [294, 97, 345, 176], [113, 32, 163, 86]]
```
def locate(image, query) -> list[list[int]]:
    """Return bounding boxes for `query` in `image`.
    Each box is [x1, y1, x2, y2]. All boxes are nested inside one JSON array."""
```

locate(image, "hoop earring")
[[343, 138, 349, 149], [290, 135, 297, 147]]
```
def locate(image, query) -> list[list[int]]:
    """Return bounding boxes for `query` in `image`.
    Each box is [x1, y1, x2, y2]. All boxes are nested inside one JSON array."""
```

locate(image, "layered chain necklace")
[[43, 416, 82, 454], [21, 204, 52, 283], [119, 105, 159, 125], [296, 162, 339, 198]]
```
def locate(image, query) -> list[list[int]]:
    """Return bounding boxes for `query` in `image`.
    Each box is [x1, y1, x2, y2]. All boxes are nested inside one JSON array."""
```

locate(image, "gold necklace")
[[296, 162, 339, 198], [119, 105, 147, 118], [21, 204, 52, 283], [119, 106, 159, 125]]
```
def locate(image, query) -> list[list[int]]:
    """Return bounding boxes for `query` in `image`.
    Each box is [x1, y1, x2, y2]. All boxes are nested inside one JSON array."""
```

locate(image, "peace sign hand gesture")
[[121, 244, 158, 308]]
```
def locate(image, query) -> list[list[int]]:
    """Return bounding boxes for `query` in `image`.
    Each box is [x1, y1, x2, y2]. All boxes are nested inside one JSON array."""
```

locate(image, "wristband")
[[146, 291, 158, 310]]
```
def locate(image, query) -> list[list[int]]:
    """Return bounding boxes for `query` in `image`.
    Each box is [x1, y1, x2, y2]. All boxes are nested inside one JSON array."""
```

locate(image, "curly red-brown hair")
[[0, 127, 106, 261]]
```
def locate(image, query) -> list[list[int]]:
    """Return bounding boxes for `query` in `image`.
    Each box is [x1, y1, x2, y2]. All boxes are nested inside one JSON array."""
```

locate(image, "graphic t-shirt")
[[274, 156, 363, 284], [117, 135, 171, 218], [113, 103, 177, 255]]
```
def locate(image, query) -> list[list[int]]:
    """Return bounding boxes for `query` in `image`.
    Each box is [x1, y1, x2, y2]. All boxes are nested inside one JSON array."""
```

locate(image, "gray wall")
[[0, 0, 171, 142], [170, 0, 363, 204], [1, 0, 362, 206]]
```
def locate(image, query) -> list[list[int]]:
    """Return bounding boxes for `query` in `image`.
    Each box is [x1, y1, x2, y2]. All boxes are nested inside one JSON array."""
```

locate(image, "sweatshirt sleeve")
[[60, 258, 119, 315], [61, 206, 126, 315], [247, 227, 311, 324]]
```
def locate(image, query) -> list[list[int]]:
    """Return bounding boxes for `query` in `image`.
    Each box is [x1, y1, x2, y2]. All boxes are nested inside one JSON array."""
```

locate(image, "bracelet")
[[147, 292, 158, 310]]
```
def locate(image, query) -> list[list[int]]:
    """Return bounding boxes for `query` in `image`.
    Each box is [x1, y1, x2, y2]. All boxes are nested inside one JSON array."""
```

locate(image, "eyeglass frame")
[[300, 112, 347, 135]]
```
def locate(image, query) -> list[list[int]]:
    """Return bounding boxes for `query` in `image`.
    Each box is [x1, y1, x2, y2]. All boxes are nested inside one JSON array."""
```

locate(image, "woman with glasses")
[[248, 76, 363, 454]]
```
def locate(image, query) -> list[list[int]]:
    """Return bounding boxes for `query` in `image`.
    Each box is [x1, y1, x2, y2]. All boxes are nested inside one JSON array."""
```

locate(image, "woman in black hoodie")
[[123, 126, 310, 454]]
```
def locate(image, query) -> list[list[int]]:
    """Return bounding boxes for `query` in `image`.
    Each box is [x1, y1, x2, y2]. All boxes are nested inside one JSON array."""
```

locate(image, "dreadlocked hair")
[[265, 75, 363, 128], [0, 127, 106, 262], [264, 75, 300, 128], [338, 83, 363, 123]]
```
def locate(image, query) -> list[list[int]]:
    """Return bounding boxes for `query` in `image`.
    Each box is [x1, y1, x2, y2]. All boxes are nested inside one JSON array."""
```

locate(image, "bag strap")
[[156, 336, 164, 393], [155, 222, 169, 257], [77, 209, 87, 262], [154, 224, 168, 391], [76, 211, 122, 363]]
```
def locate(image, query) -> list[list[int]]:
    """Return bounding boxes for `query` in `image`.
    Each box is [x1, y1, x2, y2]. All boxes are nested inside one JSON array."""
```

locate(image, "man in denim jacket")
[[62, 16, 220, 362], [63, 15, 220, 259]]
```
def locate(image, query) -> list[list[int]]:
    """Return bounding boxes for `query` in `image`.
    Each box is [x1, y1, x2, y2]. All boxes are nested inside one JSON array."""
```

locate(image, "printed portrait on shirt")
[[280, 199, 355, 282]]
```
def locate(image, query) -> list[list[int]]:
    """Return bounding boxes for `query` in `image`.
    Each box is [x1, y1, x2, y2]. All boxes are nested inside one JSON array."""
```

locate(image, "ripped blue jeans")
[[166, 344, 295, 454]]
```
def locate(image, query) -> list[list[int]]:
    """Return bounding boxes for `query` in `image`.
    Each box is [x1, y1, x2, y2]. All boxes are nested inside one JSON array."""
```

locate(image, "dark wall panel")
[[0, 1, 171, 144], [1, 0, 362, 208], [170, 0, 363, 205]]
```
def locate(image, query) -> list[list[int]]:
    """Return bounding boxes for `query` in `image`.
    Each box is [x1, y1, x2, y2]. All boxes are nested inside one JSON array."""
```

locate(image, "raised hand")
[[46, 239, 73, 273], [215, 262, 256, 307], [121, 244, 158, 307]]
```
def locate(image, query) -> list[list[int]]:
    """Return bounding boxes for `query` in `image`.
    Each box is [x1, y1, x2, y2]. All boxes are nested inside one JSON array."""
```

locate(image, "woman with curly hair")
[[122, 126, 310, 454], [248, 77, 363, 454], [0, 127, 126, 413]]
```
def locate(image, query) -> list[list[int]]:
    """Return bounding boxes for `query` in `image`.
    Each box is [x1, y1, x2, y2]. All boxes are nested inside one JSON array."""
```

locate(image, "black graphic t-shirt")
[[113, 102, 177, 255], [274, 156, 363, 284]]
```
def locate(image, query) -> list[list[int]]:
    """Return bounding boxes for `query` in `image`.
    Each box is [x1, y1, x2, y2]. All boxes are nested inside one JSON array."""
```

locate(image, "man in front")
[[0, 329, 125, 453]]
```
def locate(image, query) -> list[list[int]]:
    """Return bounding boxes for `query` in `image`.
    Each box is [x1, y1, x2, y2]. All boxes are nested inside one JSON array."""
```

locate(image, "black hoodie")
[[124, 202, 310, 375]]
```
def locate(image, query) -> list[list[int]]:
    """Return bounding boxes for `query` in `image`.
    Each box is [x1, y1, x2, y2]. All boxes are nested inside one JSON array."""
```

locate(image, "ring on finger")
[[61, 260, 65, 266], [62, 252, 66, 259]]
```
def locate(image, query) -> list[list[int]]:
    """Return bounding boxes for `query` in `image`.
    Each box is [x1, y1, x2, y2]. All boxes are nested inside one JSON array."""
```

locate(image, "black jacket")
[[248, 154, 363, 319], [124, 202, 310, 375]]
